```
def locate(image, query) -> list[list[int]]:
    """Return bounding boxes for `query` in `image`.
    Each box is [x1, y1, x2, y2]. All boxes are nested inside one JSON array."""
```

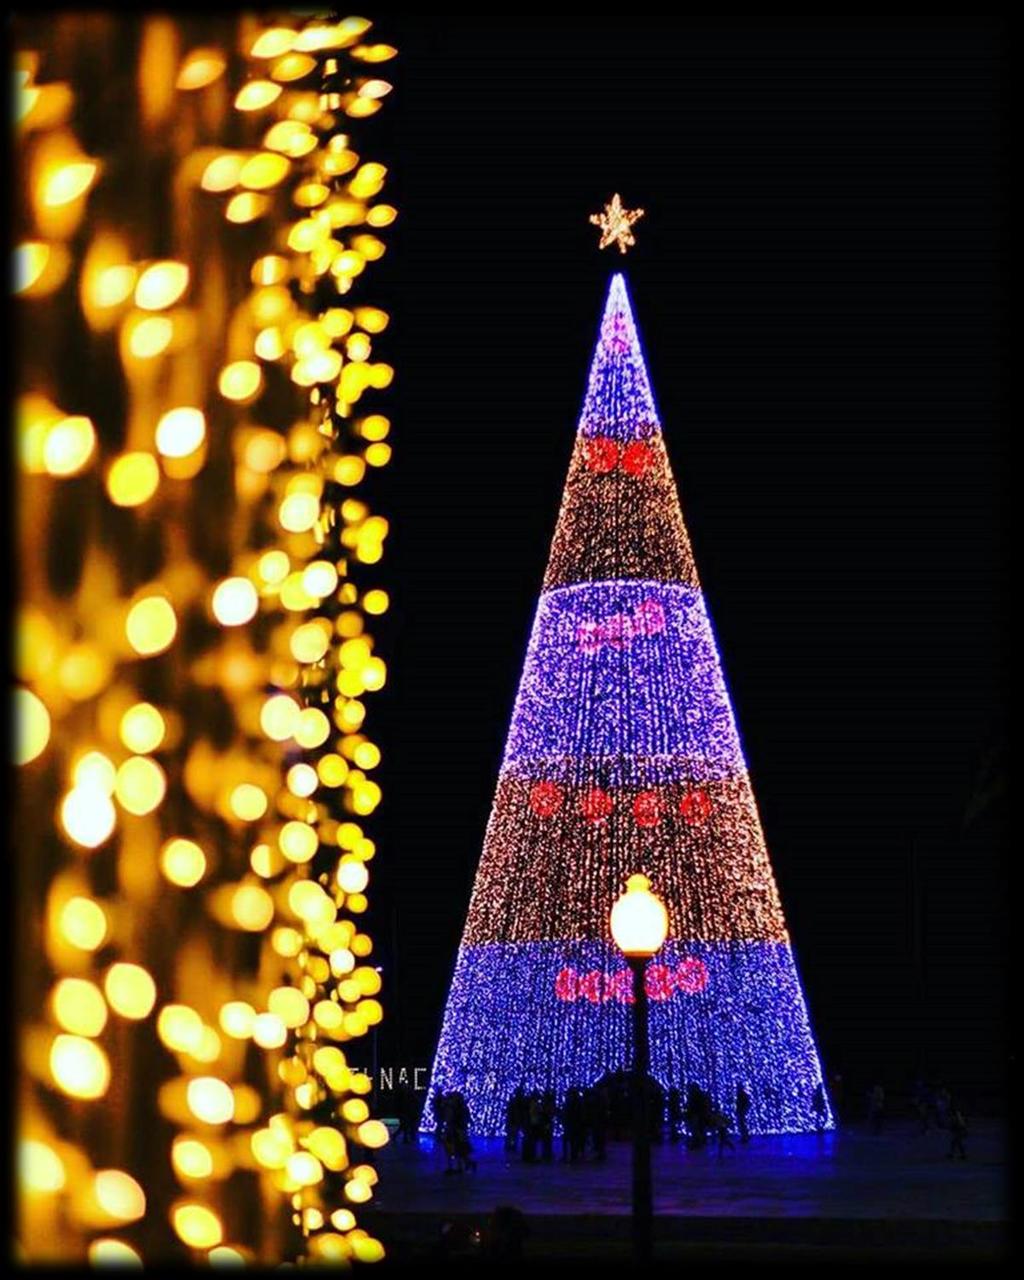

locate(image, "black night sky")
[[364, 17, 1005, 1101]]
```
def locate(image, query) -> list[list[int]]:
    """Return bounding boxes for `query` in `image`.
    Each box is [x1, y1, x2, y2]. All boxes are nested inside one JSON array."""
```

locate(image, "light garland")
[[426, 272, 832, 1136], [14, 12, 394, 1265]]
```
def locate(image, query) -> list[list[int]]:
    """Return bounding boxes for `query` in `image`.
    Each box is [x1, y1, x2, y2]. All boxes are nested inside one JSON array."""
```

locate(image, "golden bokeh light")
[[218, 360, 262, 402], [251, 1012, 287, 1049], [234, 81, 281, 111], [125, 596, 178, 656], [42, 161, 98, 208], [106, 452, 160, 506], [20, 1138, 67, 1193], [14, 687, 51, 765], [88, 1239, 144, 1267], [50, 1034, 111, 1099], [94, 1169, 146, 1222], [114, 755, 167, 815], [176, 48, 226, 90], [229, 783, 268, 822], [172, 1136, 214, 1180], [154, 407, 206, 458], [212, 577, 259, 626], [60, 786, 117, 848], [135, 261, 189, 310], [58, 896, 108, 951], [172, 1202, 224, 1249], [119, 702, 166, 754], [160, 838, 207, 888], [52, 978, 108, 1037], [104, 963, 157, 1019], [230, 884, 274, 931], [186, 1076, 235, 1125], [218, 1001, 255, 1039]]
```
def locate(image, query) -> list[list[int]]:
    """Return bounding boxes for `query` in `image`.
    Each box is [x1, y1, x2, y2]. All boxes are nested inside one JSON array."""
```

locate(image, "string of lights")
[[14, 12, 394, 1264], [427, 273, 832, 1136]]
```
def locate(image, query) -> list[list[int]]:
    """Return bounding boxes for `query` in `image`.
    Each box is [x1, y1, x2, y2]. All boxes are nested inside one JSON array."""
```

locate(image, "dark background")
[[365, 17, 1006, 1108]]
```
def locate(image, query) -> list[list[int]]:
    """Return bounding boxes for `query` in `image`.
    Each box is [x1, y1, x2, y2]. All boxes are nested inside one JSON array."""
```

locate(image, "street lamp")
[[610, 873, 669, 1264]]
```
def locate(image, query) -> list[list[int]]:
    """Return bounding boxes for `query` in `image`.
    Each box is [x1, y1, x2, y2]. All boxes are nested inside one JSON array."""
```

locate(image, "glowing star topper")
[[590, 194, 645, 254]]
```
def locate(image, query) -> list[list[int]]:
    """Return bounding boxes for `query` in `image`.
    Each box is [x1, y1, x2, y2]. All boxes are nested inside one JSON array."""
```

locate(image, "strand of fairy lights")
[[14, 12, 394, 1265], [205, 16, 395, 1264]]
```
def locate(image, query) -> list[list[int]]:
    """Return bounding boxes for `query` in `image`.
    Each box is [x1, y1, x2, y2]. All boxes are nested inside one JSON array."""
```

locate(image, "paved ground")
[[373, 1121, 1004, 1220], [364, 1121, 1007, 1262]]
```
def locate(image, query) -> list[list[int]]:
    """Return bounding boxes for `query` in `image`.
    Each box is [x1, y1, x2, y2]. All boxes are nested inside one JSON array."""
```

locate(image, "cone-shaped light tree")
[[426, 270, 832, 1135]]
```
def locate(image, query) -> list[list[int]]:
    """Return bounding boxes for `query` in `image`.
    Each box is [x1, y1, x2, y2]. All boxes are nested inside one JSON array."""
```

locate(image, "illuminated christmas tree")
[[426, 252, 832, 1136]]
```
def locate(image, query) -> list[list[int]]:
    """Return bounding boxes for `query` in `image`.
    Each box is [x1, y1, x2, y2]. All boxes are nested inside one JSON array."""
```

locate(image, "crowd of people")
[[424, 1070, 971, 1168], [427, 1072, 824, 1172], [499, 1073, 826, 1162]]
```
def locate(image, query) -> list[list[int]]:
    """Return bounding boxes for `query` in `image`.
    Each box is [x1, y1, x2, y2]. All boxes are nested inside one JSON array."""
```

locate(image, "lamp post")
[[610, 873, 669, 1264]]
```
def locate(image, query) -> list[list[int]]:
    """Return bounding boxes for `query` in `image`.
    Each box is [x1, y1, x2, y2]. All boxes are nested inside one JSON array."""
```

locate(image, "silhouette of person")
[[522, 1092, 541, 1163], [649, 1077, 666, 1143], [586, 1083, 609, 1160], [736, 1084, 752, 1143], [540, 1091, 556, 1162], [685, 1083, 710, 1149], [505, 1085, 526, 1153], [441, 1091, 475, 1174], [562, 1087, 586, 1163], [439, 1094, 459, 1173]]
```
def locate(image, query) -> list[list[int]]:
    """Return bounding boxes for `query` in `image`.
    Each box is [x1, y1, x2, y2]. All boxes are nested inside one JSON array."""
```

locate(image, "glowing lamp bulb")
[[609, 874, 668, 959]]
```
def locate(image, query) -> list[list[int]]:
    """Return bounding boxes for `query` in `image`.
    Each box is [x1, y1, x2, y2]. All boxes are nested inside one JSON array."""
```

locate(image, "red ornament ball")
[[529, 780, 564, 817], [679, 788, 713, 825], [644, 963, 676, 1001], [554, 967, 578, 1001], [578, 970, 603, 1003], [605, 969, 634, 1003], [582, 436, 620, 474], [633, 790, 662, 828], [620, 440, 655, 476], [579, 787, 613, 823], [675, 957, 709, 994]]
